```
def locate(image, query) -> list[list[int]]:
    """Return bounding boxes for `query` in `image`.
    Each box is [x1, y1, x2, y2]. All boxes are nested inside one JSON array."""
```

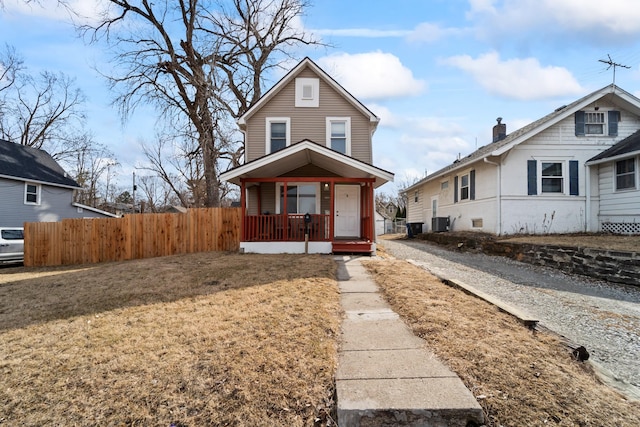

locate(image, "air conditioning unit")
[[432, 217, 449, 232]]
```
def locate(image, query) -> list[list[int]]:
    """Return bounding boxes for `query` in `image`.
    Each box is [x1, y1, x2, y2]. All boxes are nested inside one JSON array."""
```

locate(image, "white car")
[[0, 227, 24, 265]]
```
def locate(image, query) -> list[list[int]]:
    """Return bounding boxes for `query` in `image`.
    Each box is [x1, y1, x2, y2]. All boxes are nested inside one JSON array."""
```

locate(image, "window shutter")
[[569, 160, 579, 195], [608, 110, 619, 136], [454, 176, 458, 203], [527, 160, 537, 195], [470, 170, 476, 200], [575, 111, 585, 136]]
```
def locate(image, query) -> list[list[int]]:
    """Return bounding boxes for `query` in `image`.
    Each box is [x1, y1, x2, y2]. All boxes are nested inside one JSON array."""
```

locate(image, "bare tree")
[[0, 67, 86, 149], [81, 0, 321, 207], [65, 138, 117, 207], [0, 44, 22, 94], [137, 175, 179, 212]]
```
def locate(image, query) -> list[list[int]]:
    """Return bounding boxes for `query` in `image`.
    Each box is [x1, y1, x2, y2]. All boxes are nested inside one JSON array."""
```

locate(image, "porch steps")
[[332, 240, 373, 254]]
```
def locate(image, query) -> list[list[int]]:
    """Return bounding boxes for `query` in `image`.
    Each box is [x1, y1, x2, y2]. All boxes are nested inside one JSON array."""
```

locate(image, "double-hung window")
[[541, 162, 564, 193], [326, 117, 351, 155], [585, 112, 605, 135], [24, 183, 40, 205], [615, 158, 636, 191], [266, 117, 290, 154], [527, 160, 579, 196], [460, 174, 470, 200], [277, 183, 319, 214]]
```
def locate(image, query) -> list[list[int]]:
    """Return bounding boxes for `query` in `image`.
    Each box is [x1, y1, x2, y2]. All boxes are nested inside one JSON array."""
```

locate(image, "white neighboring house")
[[404, 84, 640, 236]]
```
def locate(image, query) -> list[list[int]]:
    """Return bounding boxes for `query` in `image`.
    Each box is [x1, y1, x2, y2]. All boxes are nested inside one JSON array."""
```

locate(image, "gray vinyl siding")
[[0, 178, 108, 227], [245, 67, 373, 163]]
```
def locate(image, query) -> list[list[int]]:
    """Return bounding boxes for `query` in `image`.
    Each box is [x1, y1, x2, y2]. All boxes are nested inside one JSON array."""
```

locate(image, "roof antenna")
[[598, 54, 630, 86]]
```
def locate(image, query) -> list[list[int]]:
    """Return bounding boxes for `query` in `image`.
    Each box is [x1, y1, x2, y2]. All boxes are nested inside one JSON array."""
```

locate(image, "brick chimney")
[[493, 117, 506, 142]]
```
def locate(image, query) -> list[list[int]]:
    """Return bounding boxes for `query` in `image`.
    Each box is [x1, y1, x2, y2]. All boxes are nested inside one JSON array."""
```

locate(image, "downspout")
[[483, 157, 501, 235], [585, 164, 591, 232]]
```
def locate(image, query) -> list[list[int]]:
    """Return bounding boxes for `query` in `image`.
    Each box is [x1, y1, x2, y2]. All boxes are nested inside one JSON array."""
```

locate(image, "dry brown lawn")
[[0, 252, 340, 426], [497, 234, 640, 252], [362, 248, 640, 427]]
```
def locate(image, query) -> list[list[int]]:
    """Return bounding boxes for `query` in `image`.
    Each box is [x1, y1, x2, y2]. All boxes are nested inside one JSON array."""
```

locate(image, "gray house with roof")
[[405, 84, 640, 235], [0, 139, 117, 227]]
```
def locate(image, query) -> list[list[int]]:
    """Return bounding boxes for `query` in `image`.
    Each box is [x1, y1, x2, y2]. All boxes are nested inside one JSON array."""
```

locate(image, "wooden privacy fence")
[[24, 208, 241, 267]]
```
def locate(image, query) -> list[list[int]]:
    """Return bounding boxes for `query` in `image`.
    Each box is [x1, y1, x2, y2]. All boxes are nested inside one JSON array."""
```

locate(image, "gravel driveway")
[[379, 237, 640, 399]]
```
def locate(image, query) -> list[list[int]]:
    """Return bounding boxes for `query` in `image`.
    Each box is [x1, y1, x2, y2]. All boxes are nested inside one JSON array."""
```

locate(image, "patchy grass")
[[0, 252, 340, 426], [362, 250, 640, 427]]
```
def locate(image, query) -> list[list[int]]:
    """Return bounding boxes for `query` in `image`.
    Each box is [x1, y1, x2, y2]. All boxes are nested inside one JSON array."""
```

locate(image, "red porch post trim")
[[329, 181, 335, 240], [240, 179, 246, 241], [368, 183, 374, 241]]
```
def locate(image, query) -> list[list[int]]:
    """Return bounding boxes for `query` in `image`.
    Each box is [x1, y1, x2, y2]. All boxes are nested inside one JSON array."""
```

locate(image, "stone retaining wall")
[[417, 233, 640, 287]]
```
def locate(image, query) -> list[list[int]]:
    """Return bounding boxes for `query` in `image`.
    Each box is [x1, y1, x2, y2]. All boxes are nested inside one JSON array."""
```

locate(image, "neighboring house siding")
[[0, 178, 106, 227], [597, 160, 640, 222], [430, 162, 497, 233], [245, 68, 372, 164]]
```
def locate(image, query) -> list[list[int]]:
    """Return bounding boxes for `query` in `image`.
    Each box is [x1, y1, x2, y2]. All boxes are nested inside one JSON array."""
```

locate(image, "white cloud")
[[406, 22, 468, 43], [468, 0, 640, 39], [312, 28, 411, 38], [441, 51, 583, 100], [316, 52, 426, 100], [1, 0, 110, 25]]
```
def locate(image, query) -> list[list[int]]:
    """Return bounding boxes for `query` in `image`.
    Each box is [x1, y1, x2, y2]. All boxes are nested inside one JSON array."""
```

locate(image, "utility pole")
[[598, 54, 630, 86], [132, 172, 137, 214]]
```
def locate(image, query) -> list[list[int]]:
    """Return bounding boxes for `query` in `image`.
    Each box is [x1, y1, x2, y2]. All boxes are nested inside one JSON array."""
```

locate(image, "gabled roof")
[[237, 57, 379, 129], [404, 84, 640, 192], [220, 139, 393, 188], [586, 130, 640, 165], [0, 139, 80, 188]]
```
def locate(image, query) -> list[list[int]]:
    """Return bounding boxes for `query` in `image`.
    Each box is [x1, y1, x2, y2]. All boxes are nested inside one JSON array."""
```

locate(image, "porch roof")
[[220, 140, 394, 188]]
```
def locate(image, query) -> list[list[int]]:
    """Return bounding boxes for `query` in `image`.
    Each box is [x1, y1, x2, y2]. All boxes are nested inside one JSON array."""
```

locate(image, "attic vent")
[[295, 77, 319, 107], [302, 84, 313, 99], [555, 105, 567, 112]]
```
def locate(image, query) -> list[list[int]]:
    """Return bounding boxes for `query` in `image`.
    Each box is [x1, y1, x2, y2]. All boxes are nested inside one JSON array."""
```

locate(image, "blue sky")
[[2, 0, 640, 196]]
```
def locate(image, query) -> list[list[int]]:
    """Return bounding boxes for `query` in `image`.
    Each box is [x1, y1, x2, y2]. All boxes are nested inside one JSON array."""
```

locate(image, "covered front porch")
[[240, 177, 376, 254], [220, 140, 394, 254]]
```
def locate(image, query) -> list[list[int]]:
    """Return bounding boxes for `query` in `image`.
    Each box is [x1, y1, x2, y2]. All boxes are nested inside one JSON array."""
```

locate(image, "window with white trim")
[[615, 158, 636, 191], [585, 112, 605, 135], [541, 162, 563, 193], [460, 174, 470, 200], [276, 183, 320, 214], [266, 117, 290, 154], [326, 117, 351, 155], [24, 183, 40, 205]]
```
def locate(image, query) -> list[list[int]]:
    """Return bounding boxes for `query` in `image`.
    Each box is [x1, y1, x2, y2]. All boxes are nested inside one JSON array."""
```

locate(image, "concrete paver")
[[335, 255, 484, 426]]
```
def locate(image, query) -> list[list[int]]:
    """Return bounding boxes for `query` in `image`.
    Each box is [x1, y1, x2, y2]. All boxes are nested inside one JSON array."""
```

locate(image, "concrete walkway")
[[335, 255, 484, 427]]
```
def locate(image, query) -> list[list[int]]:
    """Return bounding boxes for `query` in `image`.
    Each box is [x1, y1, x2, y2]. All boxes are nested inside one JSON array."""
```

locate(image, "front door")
[[335, 185, 360, 238]]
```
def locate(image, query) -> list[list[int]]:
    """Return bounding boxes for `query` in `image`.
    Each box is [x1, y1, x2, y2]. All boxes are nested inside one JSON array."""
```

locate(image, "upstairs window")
[[326, 117, 351, 155], [575, 110, 619, 136], [616, 158, 636, 191], [585, 112, 605, 135], [266, 117, 290, 154], [541, 162, 563, 193], [24, 183, 40, 205]]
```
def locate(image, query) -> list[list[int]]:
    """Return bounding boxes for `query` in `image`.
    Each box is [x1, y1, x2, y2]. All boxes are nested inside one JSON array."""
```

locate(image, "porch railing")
[[244, 214, 330, 242]]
